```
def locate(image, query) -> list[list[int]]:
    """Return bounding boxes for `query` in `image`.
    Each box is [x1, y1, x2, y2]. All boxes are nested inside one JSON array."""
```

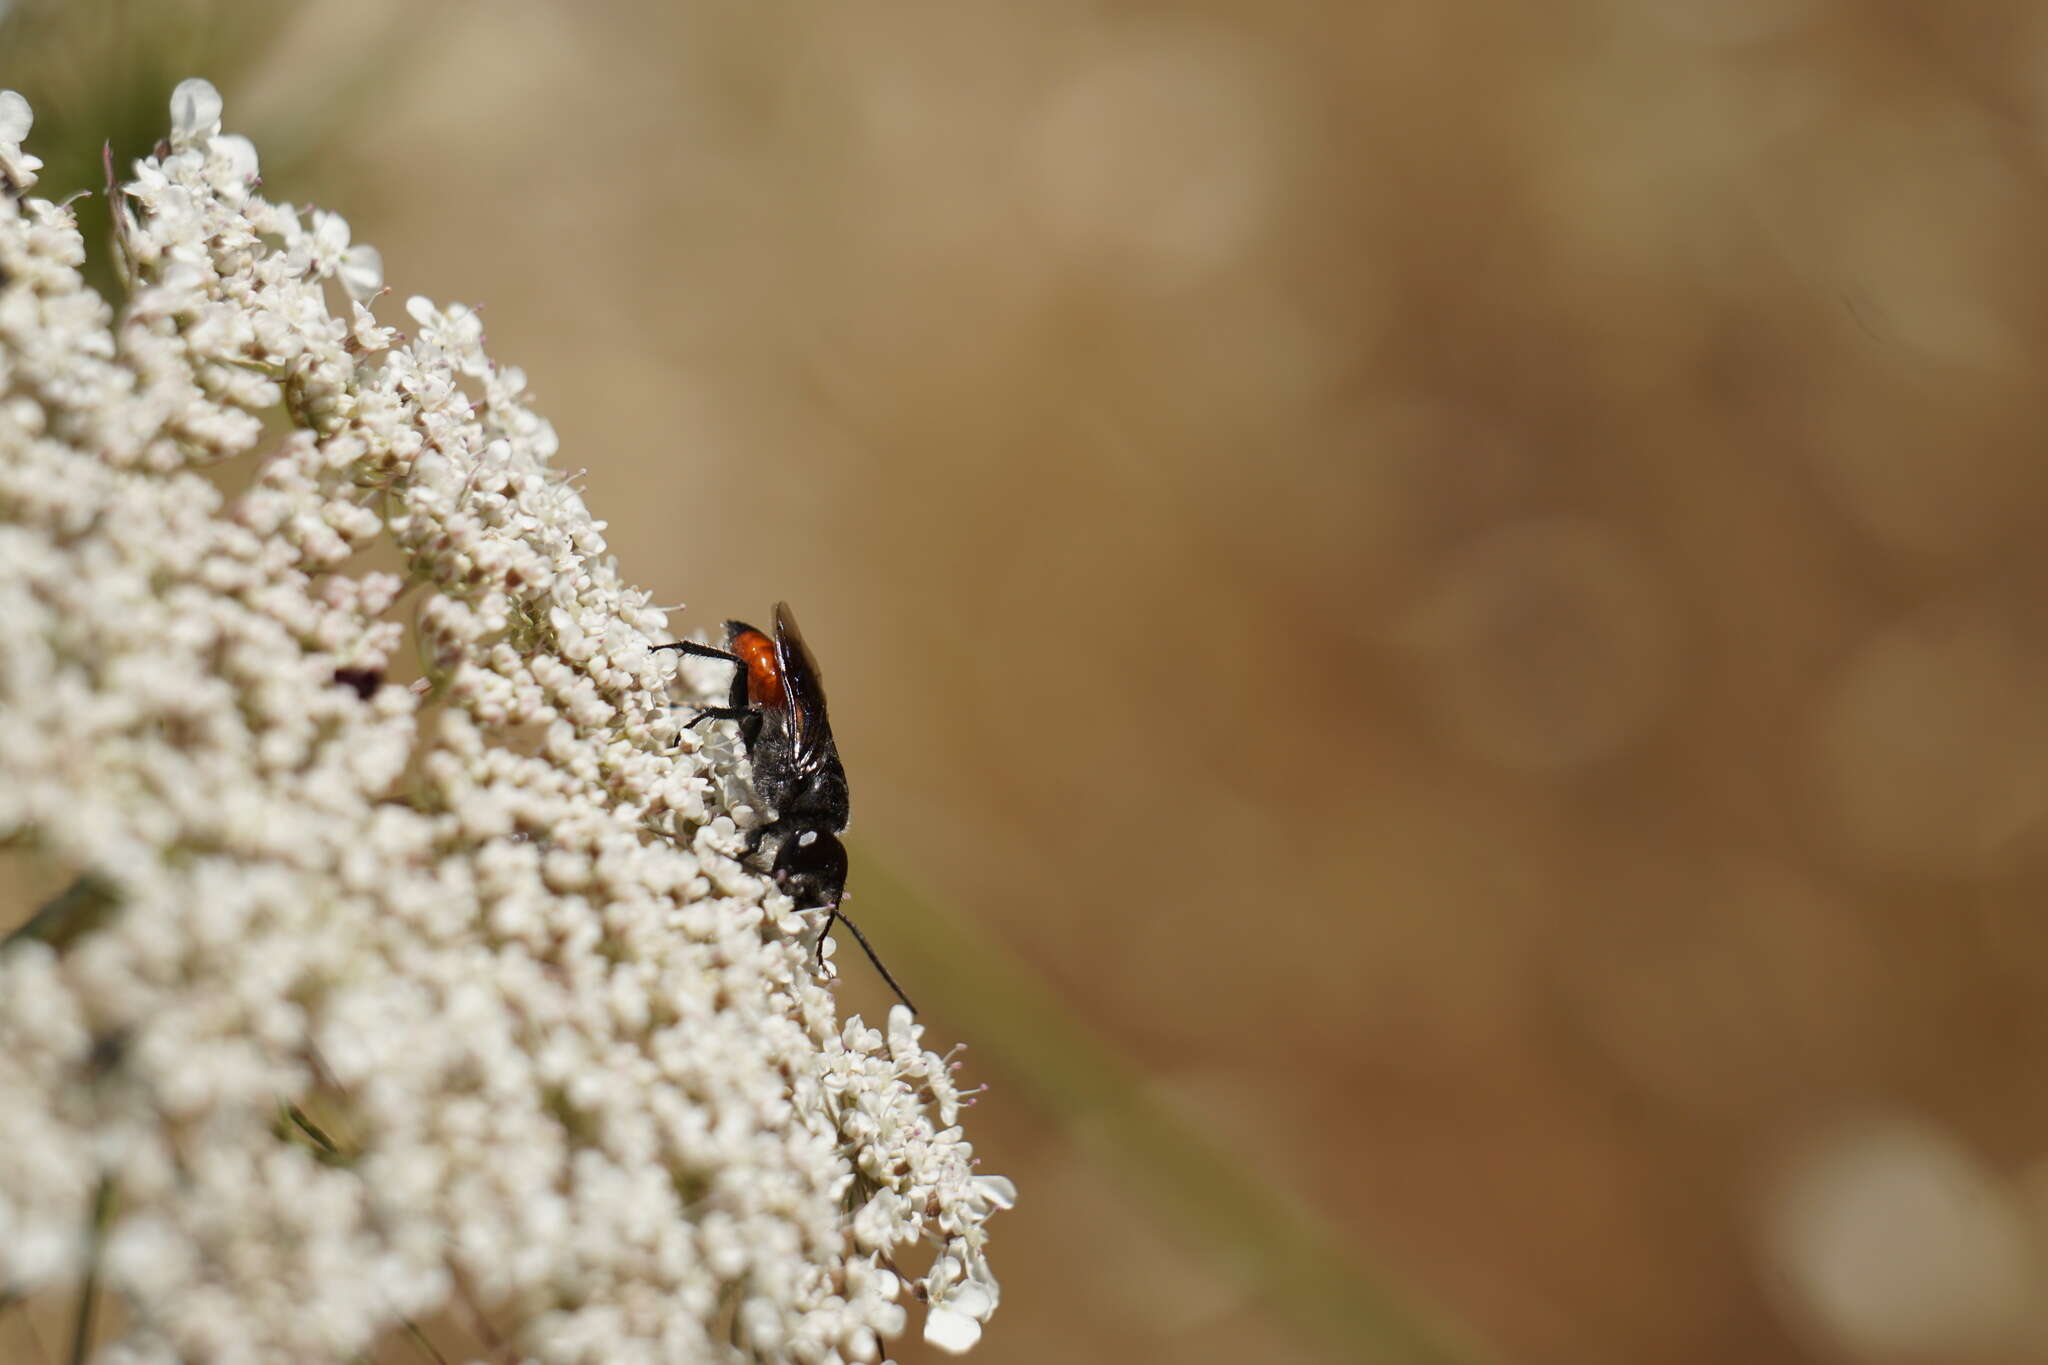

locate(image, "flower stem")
[[852, 852, 1495, 1365]]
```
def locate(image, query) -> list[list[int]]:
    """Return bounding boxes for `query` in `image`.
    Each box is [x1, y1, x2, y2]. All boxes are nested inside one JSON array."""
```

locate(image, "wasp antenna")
[[818, 907, 917, 1015]]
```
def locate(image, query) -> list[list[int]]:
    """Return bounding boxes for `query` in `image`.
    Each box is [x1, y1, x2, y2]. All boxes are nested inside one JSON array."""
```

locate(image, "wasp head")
[[772, 826, 848, 911]]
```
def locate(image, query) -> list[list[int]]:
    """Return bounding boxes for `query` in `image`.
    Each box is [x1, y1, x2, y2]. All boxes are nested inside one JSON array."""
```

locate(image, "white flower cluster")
[[0, 81, 1009, 1363]]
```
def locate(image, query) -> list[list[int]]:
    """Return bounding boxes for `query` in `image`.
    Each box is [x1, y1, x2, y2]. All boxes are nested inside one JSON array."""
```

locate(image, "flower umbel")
[[0, 80, 1005, 1362]]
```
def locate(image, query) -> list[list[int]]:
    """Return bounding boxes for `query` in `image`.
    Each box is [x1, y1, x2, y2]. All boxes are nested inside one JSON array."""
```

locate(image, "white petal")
[[947, 1283, 995, 1320], [212, 133, 259, 183], [339, 245, 384, 302], [169, 78, 223, 145], [314, 210, 351, 254], [0, 89, 31, 144], [923, 1307, 983, 1354]]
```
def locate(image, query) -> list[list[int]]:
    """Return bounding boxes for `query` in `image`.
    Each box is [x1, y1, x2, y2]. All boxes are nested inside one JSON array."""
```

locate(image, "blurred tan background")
[[12, 1, 2048, 1361]]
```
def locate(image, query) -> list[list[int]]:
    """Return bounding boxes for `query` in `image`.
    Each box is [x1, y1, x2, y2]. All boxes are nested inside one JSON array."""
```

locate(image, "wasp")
[[657, 603, 914, 1013]]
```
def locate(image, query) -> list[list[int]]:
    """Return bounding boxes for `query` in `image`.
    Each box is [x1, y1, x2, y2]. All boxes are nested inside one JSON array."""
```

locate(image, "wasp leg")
[[655, 639, 750, 724], [653, 640, 739, 664]]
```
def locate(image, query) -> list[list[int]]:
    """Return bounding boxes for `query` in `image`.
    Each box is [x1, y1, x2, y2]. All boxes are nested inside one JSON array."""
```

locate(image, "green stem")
[[68, 1176, 113, 1365], [850, 853, 1495, 1365], [5, 874, 122, 953]]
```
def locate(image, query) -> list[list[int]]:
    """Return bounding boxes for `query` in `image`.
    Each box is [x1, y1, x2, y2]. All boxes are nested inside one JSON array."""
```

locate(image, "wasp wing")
[[772, 601, 837, 771]]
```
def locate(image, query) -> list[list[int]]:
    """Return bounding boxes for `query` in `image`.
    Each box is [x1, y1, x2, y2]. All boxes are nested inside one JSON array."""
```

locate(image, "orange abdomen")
[[730, 626, 783, 708]]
